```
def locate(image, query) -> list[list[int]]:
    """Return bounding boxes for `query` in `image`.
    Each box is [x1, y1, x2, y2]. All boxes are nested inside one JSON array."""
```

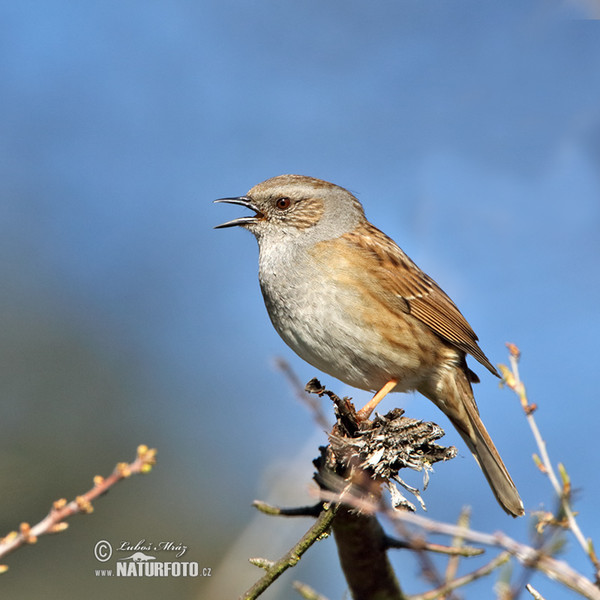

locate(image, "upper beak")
[[213, 196, 264, 229]]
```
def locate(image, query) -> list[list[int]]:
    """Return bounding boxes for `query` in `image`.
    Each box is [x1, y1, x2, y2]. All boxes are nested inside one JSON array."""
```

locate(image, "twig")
[[499, 343, 600, 583], [526, 583, 546, 599], [442, 506, 472, 599], [384, 507, 600, 600], [409, 551, 511, 600], [316, 488, 600, 600], [292, 580, 330, 600], [253, 500, 324, 518], [274, 357, 331, 431], [392, 518, 457, 595], [241, 502, 338, 600], [384, 534, 484, 557], [0, 445, 157, 571]]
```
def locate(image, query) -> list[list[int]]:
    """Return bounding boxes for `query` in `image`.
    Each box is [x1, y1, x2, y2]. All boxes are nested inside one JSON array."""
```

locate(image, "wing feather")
[[340, 222, 499, 377]]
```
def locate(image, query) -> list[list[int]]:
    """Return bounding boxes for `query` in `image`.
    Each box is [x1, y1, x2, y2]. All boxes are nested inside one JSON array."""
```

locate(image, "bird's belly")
[[260, 269, 436, 393]]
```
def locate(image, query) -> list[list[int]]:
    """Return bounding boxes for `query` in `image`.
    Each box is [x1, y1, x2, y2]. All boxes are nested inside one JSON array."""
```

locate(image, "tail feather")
[[459, 409, 524, 517], [423, 367, 524, 517]]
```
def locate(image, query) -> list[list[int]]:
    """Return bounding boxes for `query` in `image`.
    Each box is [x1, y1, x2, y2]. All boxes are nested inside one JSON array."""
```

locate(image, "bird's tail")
[[423, 368, 524, 517]]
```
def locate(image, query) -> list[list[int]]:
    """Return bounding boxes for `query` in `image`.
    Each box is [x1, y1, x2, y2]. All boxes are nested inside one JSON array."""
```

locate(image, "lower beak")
[[213, 196, 263, 229]]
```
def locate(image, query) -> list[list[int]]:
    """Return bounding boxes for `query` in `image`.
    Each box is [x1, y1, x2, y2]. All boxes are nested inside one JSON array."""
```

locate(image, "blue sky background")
[[1, 2, 599, 599]]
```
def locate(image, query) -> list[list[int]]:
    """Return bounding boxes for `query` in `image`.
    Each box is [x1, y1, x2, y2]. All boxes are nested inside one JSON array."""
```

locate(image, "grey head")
[[214, 174, 366, 246]]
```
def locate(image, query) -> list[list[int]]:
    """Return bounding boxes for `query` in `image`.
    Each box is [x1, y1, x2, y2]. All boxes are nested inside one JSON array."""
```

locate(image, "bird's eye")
[[275, 197, 291, 210]]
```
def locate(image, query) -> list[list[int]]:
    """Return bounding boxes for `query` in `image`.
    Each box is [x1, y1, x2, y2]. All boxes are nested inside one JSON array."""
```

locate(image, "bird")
[[215, 174, 524, 517]]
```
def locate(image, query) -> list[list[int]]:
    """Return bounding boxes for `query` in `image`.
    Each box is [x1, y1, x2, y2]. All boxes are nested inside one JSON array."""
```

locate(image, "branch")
[[387, 510, 600, 600], [384, 534, 484, 558], [241, 502, 338, 600], [293, 580, 331, 600], [499, 343, 600, 585], [443, 507, 472, 587], [245, 379, 459, 599], [316, 489, 600, 600], [332, 505, 407, 600], [408, 551, 511, 600], [308, 380, 458, 600], [274, 357, 331, 431], [253, 500, 324, 518], [0, 445, 157, 571], [526, 583, 547, 600], [244, 347, 600, 599]]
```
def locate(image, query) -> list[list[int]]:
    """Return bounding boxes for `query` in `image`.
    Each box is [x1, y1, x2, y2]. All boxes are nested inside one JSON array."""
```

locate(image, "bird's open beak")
[[213, 196, 264, 229]]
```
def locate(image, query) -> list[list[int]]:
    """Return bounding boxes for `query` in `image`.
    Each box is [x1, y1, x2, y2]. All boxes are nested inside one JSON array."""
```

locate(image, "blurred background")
[[1, 1, 599, 598]]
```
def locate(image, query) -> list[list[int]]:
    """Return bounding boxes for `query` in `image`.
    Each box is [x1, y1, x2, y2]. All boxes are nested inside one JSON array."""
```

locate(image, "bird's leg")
[[356, 379, 398, 420]]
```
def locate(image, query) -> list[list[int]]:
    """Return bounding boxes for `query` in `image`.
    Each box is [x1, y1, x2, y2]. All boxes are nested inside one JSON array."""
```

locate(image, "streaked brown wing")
[[341, 222, 499, 377]]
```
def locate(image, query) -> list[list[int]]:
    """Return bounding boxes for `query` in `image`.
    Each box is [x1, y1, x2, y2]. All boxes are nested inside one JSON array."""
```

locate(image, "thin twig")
[[253, 500, 324, 518], [292, 580, 331, 600], [241, 502, 338, 600], [385, 534, 484, 557], [393, 518, 458, 594], [500, 343, 600, 582], [316, 488, 600, 600], [386, 508, 600, 600], [409, 551, 511, 600], [0, 445, 157, 571], [273, 357, 331, 431], [526, 583, 547, 599], [442, 506, 471, 598]]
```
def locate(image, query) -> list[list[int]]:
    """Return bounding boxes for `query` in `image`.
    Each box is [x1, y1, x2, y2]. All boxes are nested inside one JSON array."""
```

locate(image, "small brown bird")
[[216, 174, 524, 517]]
